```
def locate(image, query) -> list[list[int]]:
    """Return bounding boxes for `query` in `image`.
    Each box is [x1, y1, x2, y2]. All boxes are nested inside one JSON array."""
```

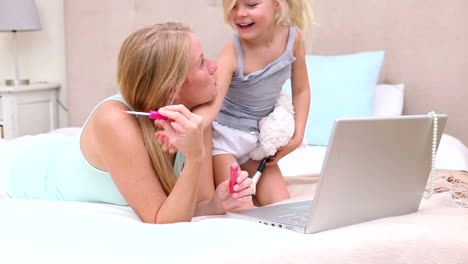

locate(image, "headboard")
[[64, 0, 468, 145]]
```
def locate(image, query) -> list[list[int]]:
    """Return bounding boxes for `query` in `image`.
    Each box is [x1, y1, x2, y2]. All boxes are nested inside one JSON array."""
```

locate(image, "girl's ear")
[[275, 0, 284, 12]]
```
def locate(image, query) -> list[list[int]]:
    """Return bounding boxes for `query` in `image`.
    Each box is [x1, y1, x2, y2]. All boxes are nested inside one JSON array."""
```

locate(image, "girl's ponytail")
[[277, 0, 314, 46]]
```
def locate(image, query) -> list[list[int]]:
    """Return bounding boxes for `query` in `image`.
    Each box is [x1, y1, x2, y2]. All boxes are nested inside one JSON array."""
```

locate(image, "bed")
[[1, 58, 468, 264], [2, 57, 468, 263], [1, 113, 467, 263], [0, 190, 466, 264]]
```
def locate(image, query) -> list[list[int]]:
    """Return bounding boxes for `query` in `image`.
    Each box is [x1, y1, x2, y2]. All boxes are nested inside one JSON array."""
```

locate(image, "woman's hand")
[[154, 105, 204, 159], [215, 168, 253, 213]]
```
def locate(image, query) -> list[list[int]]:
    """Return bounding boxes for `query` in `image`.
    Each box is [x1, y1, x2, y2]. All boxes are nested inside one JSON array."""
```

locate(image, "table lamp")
[[0, 0, 41, 86]]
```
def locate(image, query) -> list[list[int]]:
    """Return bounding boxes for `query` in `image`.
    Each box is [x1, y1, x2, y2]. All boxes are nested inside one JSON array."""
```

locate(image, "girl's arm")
[[267, 31, 310, 165], [289, 31, 311, 146], [192, 40, 237, 129]]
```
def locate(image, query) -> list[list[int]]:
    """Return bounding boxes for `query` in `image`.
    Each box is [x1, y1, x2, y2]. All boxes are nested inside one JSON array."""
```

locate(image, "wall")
[[64, 0, 230, 127], [63, 0, 468, 145], [0, 0, 68, 127], [309, 0, 468, 145]]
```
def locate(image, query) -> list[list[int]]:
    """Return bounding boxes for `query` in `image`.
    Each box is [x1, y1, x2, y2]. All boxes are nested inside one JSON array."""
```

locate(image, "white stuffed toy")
[[249, 91, 296, 160]]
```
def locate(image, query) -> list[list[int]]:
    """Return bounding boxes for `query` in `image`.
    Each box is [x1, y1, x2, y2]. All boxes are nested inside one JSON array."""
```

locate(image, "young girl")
[[196, 0, 313, 208]]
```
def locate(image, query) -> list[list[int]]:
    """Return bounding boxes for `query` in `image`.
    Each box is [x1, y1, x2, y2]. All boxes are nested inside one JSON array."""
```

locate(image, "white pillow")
[[373, 83, 405, 116], [436, 134, 468, 171]]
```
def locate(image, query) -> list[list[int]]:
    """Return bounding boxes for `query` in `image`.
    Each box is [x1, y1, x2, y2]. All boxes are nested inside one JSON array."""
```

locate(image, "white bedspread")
[[1, 130, 467, 263], [0, 192, 467, 264]]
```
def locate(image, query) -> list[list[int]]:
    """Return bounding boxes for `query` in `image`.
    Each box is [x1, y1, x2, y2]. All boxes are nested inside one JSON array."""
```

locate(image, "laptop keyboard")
[[279, 212, 309, 225]]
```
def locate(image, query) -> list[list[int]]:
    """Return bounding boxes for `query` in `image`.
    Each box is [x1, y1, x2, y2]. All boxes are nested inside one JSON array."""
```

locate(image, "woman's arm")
[[182, 43, 237, 202], [194, 170, 253, 216], [192, 40, 237, 129], [88, 102, 206, 224], [266, 31, 310, 165]]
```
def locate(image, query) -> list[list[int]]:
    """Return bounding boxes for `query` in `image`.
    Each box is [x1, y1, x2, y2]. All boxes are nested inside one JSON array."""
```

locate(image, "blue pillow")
[[283, 51, 384, 145]]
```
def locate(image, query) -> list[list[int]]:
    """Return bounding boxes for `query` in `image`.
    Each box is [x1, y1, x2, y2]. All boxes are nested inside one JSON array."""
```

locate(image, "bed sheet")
[[0, 191, 467, 264], [1, 129, 467, 263]]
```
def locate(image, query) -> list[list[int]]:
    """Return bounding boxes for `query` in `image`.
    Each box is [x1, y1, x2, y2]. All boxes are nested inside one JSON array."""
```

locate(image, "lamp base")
[[5, 79, 30, 86]]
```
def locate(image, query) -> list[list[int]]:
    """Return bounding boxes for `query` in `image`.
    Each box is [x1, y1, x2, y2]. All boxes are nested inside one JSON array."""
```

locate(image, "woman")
[[0, 22, 253, 224]]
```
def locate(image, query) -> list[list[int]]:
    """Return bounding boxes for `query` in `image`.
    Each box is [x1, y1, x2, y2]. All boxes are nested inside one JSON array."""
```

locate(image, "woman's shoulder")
[[91, 99, 136, 132], [81, 97, 143, 168], [83, 98, 141, 150]]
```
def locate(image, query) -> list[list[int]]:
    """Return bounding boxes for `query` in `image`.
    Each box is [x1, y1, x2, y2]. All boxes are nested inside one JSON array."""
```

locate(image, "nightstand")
[[0, 82, 59, 139]]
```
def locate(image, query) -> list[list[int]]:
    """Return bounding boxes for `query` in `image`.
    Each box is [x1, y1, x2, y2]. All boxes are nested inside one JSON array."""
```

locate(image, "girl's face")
[[176, 33, 217, 109], [228, 0, 279, 40]]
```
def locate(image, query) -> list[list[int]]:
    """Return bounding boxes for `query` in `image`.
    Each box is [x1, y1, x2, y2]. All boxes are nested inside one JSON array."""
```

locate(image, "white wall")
[[63, 0, 468, 145], [0, 0, 67, 127], [64, 0, 231, 126]]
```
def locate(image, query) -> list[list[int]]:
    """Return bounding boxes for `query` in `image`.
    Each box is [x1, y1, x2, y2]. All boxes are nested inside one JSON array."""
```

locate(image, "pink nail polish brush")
[[124, 110, 168, 120]]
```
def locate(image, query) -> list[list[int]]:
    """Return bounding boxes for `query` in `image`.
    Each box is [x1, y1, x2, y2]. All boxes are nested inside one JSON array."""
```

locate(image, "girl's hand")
[[266, 137, 302, 166], [215, 168, 253, 212], [154, 105, 204, 159]]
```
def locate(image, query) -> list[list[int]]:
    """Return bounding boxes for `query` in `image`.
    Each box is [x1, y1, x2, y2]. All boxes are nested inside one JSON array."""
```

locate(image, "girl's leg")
[[213, 154, 237, 187], [197, 126, 215, 202], [241, 159, 290, 206]]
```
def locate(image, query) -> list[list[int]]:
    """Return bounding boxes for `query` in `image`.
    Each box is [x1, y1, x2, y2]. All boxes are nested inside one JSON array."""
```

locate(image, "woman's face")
[[176, 33, 217, 109]]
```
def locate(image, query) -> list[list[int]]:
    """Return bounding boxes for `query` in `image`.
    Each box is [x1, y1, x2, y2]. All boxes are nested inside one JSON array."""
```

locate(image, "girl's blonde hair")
[[223, 0, 314, 45], [117, 22, 192, 195]]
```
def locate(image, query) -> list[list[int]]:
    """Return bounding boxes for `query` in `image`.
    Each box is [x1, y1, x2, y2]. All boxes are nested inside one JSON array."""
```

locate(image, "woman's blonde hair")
[[223, 0, 314, 45], [117, 22, 192, 195]]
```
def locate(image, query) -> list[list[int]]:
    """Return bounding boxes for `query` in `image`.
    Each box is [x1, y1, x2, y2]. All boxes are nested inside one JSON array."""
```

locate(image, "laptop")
[[229, 114, 448, 233]]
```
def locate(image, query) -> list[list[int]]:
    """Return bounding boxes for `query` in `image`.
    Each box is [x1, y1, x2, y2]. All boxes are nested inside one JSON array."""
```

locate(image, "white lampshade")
[[0, 0, 41, 32]]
